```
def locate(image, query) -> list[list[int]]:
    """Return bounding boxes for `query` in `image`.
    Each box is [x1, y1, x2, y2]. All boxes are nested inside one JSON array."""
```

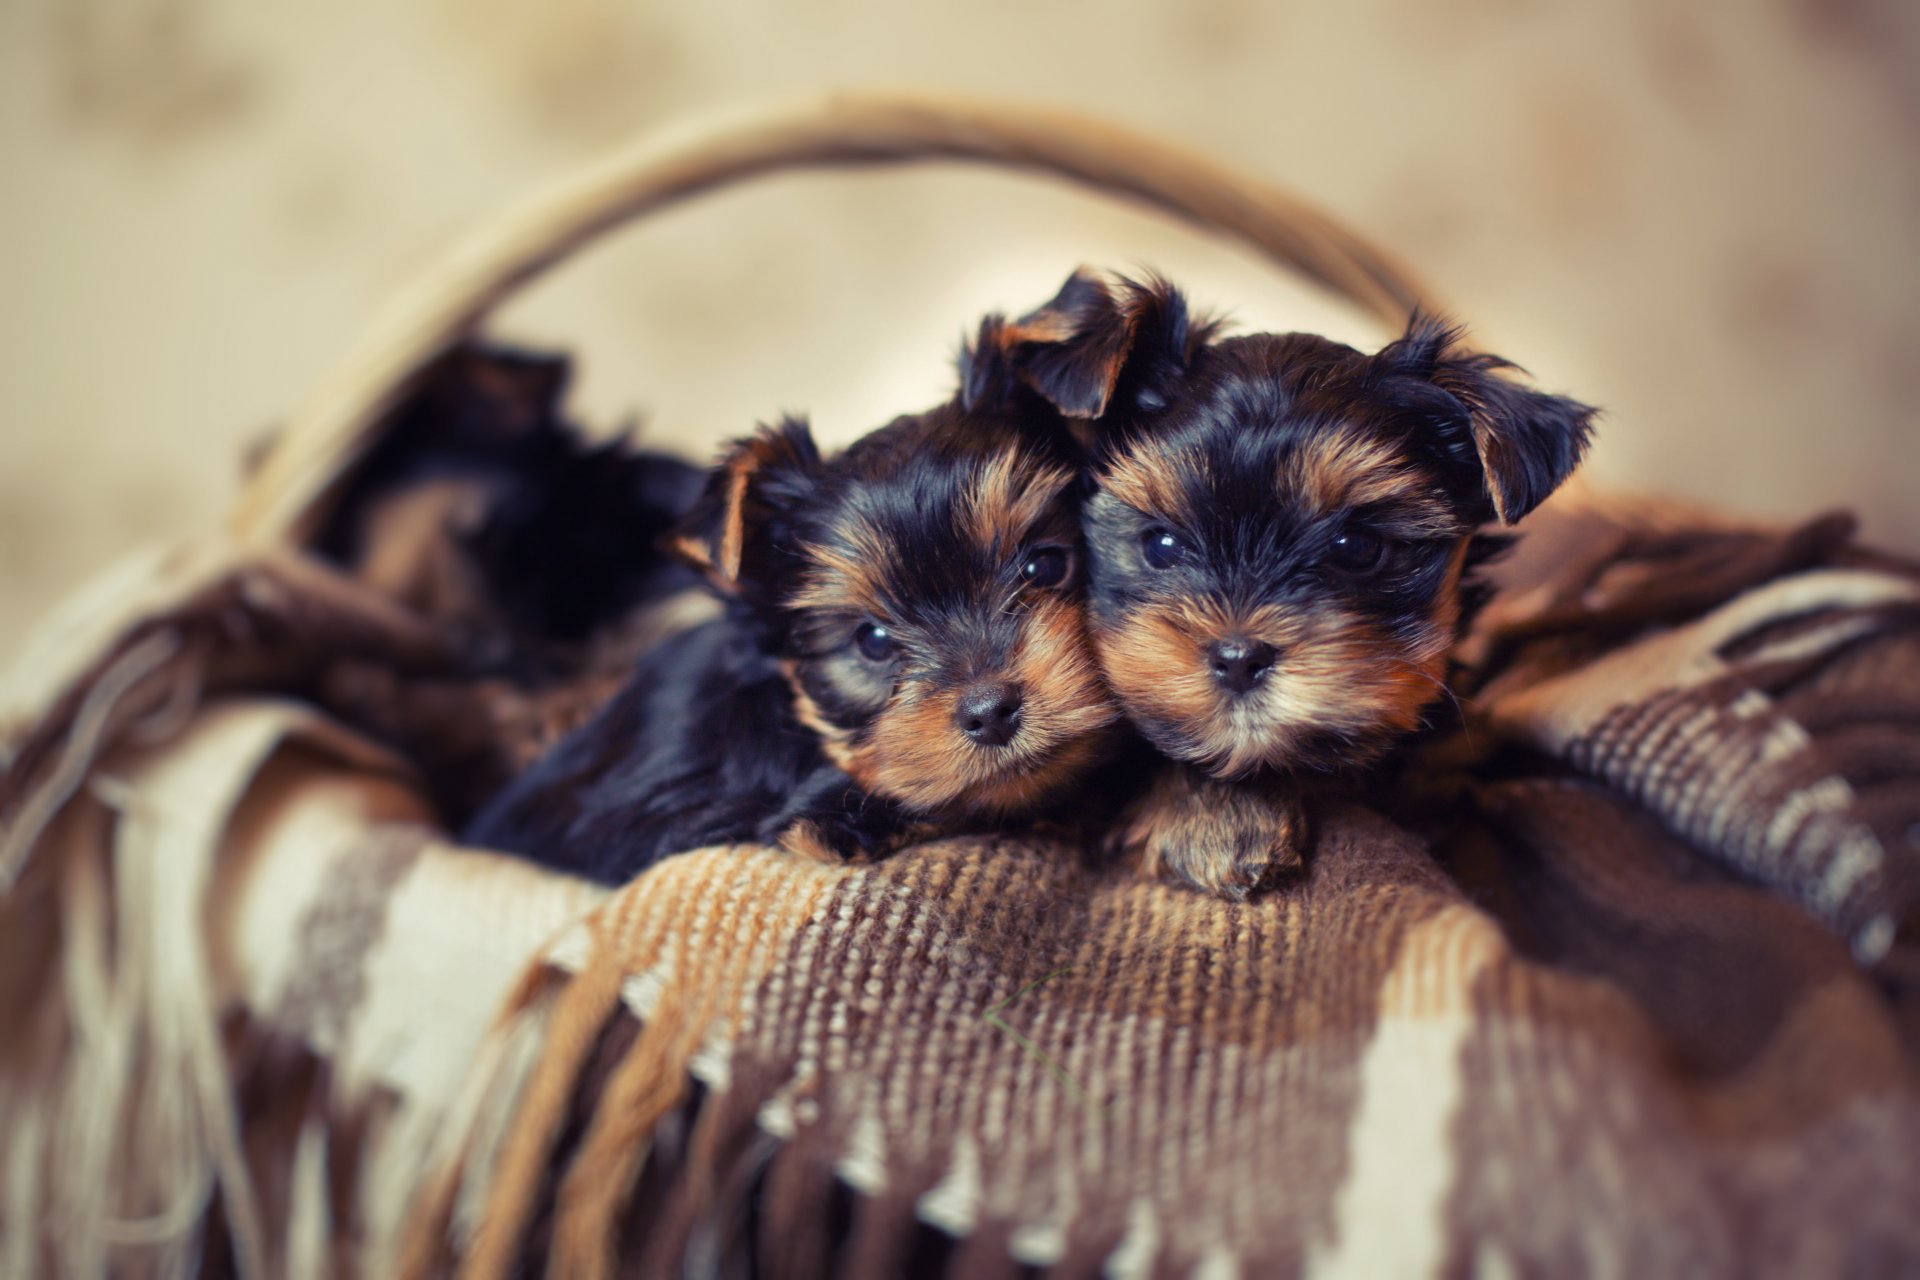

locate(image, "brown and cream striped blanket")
[[2, 494, 1918, 1278]]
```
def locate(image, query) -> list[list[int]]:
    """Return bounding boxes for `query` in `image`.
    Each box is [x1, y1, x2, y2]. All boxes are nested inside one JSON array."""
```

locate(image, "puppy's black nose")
[[955, 682, 1023, 747], [1209, 639, 1278, 695]]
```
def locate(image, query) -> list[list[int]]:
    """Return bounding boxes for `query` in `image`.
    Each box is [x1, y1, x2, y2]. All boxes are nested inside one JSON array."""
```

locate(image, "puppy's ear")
[[967, 269, 1201, 421], [668, 416, 821, 593], [1375, 314, 1597, 524]]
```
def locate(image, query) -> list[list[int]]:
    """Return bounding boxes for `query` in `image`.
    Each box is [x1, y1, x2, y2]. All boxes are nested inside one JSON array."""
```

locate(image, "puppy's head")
[[670, 353, 1118, 817], [997, 269, 1597, 778]]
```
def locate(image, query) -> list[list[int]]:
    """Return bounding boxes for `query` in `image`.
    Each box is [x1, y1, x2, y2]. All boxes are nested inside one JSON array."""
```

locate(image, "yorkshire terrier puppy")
[[464, 330, 1118, 882], [992, 269, 1598, 898], [317, 343, 707, 655], [311, 343, 711, 820]]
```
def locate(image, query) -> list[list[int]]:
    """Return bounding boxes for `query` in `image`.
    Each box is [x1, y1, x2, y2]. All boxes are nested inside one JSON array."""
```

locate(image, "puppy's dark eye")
[[1327, 527, 1387, 573], [1020, 546, 1070, 589], [1141, 527, 1187, 570], [853, 622, 897, 662]]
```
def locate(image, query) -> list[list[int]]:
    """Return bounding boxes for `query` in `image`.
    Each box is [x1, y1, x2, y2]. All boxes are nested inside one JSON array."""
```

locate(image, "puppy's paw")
[[1112, 766, 1308, 900], [775, 804, 925, 865], [778, 817, 866, 864]]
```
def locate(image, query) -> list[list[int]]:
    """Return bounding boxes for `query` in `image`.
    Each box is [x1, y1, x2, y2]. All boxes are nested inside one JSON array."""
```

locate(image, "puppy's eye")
[[1327, 527, 1387, 573], [1141, 527, 1187, 570], [853, 622, 897, 663], [1020, 546, 1071, 589]]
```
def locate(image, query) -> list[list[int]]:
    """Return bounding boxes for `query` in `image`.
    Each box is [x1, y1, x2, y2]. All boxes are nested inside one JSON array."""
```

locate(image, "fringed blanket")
[[2, 497, 1918, 1279]]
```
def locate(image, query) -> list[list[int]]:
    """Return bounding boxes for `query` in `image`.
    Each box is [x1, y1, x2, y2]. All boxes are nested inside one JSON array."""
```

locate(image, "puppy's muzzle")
[[954, 680, 1024, 748], [1207, 638, 1280, 697]]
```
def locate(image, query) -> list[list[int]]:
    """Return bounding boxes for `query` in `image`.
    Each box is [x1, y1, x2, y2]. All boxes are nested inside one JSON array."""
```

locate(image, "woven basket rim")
[[232, 91, 1439, 550]]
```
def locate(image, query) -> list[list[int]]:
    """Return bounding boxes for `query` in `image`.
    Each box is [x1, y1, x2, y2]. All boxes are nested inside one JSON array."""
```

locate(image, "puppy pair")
[[468, 271, 1595, 893], [465, 325, 1119, 881], [986, 269, 1599, 897]]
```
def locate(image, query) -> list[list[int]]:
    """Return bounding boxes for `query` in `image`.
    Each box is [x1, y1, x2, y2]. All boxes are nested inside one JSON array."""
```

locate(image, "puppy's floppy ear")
[[668, 416, 820, 593], [967, 268, 1203, 421], [1374, 313, 1598, 524]]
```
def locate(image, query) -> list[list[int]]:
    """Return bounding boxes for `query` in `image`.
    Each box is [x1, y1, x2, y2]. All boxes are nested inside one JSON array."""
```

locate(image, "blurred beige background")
[[2, 0, 1916, 658]]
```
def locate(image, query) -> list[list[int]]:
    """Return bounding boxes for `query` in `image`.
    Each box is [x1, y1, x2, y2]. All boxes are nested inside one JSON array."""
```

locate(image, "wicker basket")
[[0, 93, 1436, 1275]]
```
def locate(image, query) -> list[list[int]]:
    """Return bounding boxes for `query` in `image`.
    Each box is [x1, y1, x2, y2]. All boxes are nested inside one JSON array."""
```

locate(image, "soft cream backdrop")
[[2, 0, 1916, 656]]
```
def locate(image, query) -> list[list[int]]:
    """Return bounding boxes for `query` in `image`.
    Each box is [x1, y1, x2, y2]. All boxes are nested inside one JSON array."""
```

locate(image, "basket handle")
[[233, 92, 1441, 548]]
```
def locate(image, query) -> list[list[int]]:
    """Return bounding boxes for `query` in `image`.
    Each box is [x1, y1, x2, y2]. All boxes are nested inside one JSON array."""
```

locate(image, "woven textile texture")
[[2, 495, 1918, 1279]]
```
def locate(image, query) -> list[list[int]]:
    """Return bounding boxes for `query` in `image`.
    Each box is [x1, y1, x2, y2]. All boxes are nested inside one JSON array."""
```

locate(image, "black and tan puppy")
[[991, 270, 1598, 897], [465, 335, 1118, 882]]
